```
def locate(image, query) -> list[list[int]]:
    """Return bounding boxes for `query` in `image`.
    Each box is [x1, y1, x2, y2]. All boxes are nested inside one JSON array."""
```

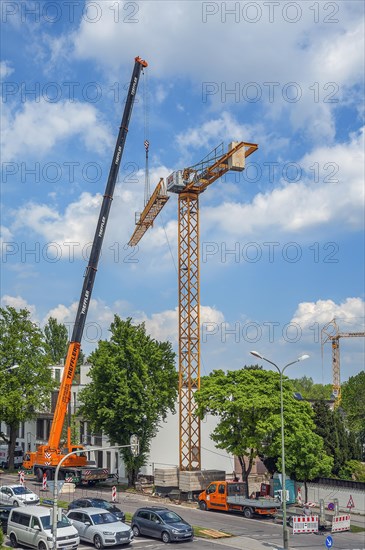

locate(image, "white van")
[[0, 445, 23, 469], [7, 505, 80, 550]]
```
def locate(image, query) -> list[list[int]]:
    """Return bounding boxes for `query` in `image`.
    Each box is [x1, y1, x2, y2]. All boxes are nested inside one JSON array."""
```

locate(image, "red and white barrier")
[[42, 473, 47, 490], [293, 515, 319, 534], [332, 514, 351, 533], [112, 485, 117, 502], [296, 487, 302, 505], [19, 471, 25, 485]]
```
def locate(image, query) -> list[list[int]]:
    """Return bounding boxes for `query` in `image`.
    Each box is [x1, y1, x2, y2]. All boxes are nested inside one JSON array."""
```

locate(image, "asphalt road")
[[1, 473, 364, 550]]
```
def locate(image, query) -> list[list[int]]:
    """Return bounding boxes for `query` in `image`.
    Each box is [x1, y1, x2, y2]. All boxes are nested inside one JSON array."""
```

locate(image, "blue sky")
[[1, 0, 364, 386]]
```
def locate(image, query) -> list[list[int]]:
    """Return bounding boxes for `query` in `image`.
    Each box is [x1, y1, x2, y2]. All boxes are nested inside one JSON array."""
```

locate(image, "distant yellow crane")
[[129, 141, 258, 470], [321, 318, 365, 406]]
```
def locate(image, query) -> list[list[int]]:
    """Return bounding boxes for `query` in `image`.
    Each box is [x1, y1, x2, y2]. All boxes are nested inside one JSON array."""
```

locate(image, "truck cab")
[[199, 481, 246, 511], [0, 445, 23, 469]]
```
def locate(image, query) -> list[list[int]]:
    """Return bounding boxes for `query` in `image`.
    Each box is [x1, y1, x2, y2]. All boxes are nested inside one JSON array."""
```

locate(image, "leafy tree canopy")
[[79, 316, 178, 485], [195, 367, 333, 497], [291, 376, 332, 400], [0, 307, 55, 467], [341, 371, 365, 434], [44, 317, 68, 364]]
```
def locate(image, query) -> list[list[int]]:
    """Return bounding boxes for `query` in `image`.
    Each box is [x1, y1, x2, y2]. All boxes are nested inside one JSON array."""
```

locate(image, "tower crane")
[[129, 140, 258, 470], [321, 318, 365, 406]]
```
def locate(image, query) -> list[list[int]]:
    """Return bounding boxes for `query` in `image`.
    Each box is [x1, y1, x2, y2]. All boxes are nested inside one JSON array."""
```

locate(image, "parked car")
[[0, 505, 14, 531], [131, 506, 194, 543], [66, 508, 133, 548], [7, 505, 79, 550], [0, 485, 39, 506], [67, 498, 125, 522]]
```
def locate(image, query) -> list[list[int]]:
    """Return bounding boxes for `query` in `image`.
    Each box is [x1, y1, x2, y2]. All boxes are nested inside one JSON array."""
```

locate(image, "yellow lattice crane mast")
[[129, 141, 258, 470], [321, 318, 365, 406]]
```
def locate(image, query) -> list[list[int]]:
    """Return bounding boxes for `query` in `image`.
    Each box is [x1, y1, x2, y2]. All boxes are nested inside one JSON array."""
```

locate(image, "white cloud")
[[137, 305, 225, 343], [202, 126, 365, 237], [0, 294, 38, 320], [291, 297, 365, 331], [0, 60, 14, 79], [10, 163, 176, 264], [62, 1, 364, 141], [0, 225, 13, 245], [2, 99, 113, 162]]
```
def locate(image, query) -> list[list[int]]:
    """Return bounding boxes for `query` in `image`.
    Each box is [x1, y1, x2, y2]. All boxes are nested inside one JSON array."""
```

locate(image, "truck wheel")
[[94, 534, 103, 549], [35, 467, 44, 482], [243, 507, 253, 519], [38, 541, 47, 550], [9, 533, 18, 548], [199, 501, 207, 511]]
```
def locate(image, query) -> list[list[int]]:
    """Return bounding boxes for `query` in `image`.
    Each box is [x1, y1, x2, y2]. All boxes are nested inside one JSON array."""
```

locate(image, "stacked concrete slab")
[[154, 467, 179, 494], [179, 469, 226, 492]]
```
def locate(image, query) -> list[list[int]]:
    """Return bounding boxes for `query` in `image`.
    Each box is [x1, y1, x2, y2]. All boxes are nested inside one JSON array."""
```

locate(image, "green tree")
[[79, 316, 178, 486], [195, 367, 332, 499], [44, 317, 68, 364], [339, 460, 365, 482], [341, 372, 365, 459], [291, 376, 332, 400], [0, 307, 55, 468]]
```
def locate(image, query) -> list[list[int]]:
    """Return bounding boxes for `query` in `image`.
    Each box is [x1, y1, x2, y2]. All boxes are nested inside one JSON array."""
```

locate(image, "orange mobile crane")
[[129, 141, 258, 471], [321, 318, 365, 407], [23, 57, 147, 483]]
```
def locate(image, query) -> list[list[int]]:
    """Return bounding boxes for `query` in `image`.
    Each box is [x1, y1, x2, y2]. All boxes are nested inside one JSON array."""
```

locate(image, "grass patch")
[[350, 525, 365, 533]]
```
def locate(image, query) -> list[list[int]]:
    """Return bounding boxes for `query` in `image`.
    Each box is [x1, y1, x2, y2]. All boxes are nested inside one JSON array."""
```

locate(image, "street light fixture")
[[250, 351, 309, 550]]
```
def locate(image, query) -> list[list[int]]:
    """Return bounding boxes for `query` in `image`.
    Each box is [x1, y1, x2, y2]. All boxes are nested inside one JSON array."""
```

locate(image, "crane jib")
[[44, 57, 147, 453], [70, 58, 145, 344]]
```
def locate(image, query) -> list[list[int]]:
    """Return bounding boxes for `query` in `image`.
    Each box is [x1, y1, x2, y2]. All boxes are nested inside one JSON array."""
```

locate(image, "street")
[[1, 473, 364, 550]]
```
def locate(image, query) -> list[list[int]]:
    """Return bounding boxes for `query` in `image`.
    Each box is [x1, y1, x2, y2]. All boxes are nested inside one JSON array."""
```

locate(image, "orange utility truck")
[[199, 481, 281, 519]]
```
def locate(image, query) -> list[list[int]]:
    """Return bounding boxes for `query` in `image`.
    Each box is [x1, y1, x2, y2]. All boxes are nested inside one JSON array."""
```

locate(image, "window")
[[149, 513, 160, 524], [138, 511, 150, 520], [31, 517, 41, 530], [207, 484, 216, 495], [54, 369, 61, 383], [11, 511, 30, 527], [218, 484, 225, 495], [36, 419, 44, 440]]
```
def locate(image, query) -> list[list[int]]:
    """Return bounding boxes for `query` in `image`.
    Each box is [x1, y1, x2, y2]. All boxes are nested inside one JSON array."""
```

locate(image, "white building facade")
[[1, 364, 236, 482]]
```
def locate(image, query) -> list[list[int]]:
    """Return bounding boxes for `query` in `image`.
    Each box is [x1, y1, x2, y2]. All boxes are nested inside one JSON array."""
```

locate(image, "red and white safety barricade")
[[296, 487, 302, 505], [112, 485, 117, 503], [42, 473, 47, 490], [19, 471, 25, 485], [293, 515, 319, 534], [332, 514, 351, 533]]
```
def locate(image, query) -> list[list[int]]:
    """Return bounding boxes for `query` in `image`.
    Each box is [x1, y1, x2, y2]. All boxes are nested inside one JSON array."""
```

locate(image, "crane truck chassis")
[[199, 481, 281, 519], [22, 56, 148, 484]]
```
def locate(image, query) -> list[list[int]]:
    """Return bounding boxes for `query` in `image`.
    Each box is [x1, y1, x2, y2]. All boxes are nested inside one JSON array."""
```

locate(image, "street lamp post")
[[51, 437, 139, 549], [250, 351, 309, 550]]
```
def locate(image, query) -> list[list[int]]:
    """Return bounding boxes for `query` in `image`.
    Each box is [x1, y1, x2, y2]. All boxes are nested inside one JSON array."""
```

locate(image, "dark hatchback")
[[0, 505, 13, 532], [67, 498, 125, 522], [131, 506, 194, 543]]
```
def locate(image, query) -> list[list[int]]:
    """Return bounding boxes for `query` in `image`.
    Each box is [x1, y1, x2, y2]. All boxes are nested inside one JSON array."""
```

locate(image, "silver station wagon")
[[66, 508, 133, 548]]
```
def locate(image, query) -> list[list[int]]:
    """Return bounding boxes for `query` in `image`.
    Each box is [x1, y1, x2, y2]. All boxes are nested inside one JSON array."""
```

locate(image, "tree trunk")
[[8, 424, 19, 471], [304, 479, 308, 504], [238, 449, 255, 498]]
